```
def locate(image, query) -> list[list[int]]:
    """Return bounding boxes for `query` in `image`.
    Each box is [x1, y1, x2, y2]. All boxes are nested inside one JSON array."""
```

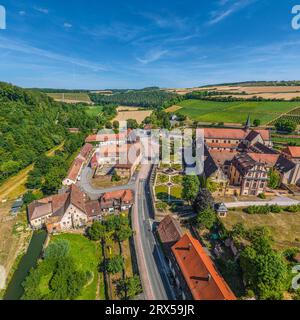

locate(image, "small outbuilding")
[[215, 203, 228, 218]]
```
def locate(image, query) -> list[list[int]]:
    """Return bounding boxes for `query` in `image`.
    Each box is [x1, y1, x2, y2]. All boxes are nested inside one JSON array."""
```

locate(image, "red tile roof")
[[209, 150, 237, 166], [79, 143, 93, 161], [66, 157, 84, 182], [101, 189, 133, 205], [202, 128, 270, 141], [85, 130, 130, 143], [248, 153, 279, 166], [172, 233, 236, 300], [283, 146, 300, 158]]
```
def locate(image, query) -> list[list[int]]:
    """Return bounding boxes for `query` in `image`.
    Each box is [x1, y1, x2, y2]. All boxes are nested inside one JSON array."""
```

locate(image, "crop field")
[[176, 99, 300, 124], [113, 108, 152, 124], [47, 92, 92, 104], [166, 86, 300, 100], [269, 106, 300, 125]]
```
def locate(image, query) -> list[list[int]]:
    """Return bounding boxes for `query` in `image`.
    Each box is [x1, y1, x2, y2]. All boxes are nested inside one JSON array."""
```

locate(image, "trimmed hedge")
[[245, 204, 300, 214]]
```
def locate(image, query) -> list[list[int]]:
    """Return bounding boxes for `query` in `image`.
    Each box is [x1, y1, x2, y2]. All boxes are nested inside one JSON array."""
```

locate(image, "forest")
[[89, 89, 182, 109], [0, 82, 107, 185]]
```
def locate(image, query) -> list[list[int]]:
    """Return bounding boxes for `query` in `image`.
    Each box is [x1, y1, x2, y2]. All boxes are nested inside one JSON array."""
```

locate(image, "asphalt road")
[[78, 166, 137, 200], [133, 165, 175, 300]]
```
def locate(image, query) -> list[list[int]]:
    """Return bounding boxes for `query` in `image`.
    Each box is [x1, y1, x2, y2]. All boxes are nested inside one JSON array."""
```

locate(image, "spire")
[[245, 114, 251, 129]]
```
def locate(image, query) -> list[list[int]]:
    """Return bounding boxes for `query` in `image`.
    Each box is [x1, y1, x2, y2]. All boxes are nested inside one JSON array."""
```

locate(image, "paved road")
[[78, 166, 137, 200], [132, 164, 175, 300], [225, 196, 300, 208]]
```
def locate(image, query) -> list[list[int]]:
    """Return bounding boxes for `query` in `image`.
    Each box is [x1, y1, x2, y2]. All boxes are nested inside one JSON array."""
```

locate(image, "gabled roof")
[[66, 157, 84, 182], [78, 143, 93, 161], [28, 185, 88, 222], [249, 142, 278, 154], [101, 189, 133, 205], [283, 146, 300, 158], [85, 130, 130, 143], [203, 128, 270, 141], [157, 215, 183, 251], [172, 233, 236, 300], [274, 154, 296, 173]]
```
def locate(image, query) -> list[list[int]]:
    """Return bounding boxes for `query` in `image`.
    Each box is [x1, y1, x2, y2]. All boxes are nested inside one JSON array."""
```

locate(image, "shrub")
[[270, 204, 282, 213], [258, 193, 266, 199], [285, 205, 300, 213], [246, 205, 270, 215]]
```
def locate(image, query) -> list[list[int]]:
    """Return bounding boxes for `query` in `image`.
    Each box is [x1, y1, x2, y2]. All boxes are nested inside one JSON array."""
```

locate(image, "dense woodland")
[[0, 82, 107, 185], [89, 89, 182, 109]]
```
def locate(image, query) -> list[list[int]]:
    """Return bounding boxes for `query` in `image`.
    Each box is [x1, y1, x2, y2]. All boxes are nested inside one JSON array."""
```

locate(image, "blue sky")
[[0, 0, 299, 89]]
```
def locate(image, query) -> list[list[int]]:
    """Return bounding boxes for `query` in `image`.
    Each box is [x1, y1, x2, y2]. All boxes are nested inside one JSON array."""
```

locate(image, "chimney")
[[188, 243, 192, 250], [207, 273, 211, 281]]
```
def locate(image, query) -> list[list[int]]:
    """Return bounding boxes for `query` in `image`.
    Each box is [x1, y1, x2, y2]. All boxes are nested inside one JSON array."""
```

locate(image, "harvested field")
[[165, 105, 182, 113], [165, 86, 300, 100], [116, 106, 142, 111], [47, 92, 93, 104], [113, 109, 152, 124]]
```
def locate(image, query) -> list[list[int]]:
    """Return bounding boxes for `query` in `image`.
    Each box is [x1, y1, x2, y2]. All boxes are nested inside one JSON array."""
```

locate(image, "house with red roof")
[[28, 184, 101, 233], [99, 189, 134, 213], [171, 233, 236, 300]]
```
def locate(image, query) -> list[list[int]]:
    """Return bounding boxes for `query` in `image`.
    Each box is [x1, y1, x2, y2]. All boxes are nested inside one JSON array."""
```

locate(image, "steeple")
[[245, 114, 251, 130]]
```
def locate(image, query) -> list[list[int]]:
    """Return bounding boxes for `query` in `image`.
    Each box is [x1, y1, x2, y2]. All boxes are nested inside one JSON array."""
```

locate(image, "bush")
[[245, 205, 270, 215], [285, 205, 300, 213], [270, 204, 282, 213], [258, 193, 266, 199]]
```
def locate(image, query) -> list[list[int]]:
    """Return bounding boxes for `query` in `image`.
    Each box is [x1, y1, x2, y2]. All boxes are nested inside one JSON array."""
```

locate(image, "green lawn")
[[169, 186, 183, 200], [171, 175, 183, 185], [155, 185, 169, 201], [50, 233, 102, 300], [85, 105, 104, 117], [157, 174, 169, 184], [177, 100, 300, 124]]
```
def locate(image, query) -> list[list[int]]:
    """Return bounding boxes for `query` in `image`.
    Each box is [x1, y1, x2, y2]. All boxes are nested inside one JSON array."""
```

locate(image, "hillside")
[[0, 82, 97, 184]]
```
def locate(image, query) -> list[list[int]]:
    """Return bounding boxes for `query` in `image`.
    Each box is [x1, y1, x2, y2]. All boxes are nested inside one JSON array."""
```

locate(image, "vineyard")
[[269, 107, 300, 125]]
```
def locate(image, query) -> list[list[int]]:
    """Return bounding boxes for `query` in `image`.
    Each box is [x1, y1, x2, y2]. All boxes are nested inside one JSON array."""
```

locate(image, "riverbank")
[[3, 230, 47, 300]]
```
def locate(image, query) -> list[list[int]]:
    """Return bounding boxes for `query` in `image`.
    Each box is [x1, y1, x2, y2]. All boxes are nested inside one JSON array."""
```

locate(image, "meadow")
[[176, 100, 300, 125]]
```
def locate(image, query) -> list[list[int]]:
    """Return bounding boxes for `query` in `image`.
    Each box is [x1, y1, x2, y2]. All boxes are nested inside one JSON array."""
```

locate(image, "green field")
[[47, 92, 91, 103], [176, 100, 300, 124], [85, 105, 104, 117], [50, 233, 102, 300]]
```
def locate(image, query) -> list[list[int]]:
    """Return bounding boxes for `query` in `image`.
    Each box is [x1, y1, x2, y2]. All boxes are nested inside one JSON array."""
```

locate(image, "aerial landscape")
[[1, 0, 300, 309]]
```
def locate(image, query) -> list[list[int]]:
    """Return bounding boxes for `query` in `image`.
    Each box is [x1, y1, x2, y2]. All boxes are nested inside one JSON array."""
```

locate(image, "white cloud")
[[208, 0, 257, 25], [63, 22, 72, 28], [0, 36, 106, 72], [34, 7, 49, 14], [19, 11, 26, 16], [136, 49, 168, 64]]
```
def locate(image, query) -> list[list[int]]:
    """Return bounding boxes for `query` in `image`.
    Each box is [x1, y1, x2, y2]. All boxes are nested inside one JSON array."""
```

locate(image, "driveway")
[[77, 166, 136, 200]]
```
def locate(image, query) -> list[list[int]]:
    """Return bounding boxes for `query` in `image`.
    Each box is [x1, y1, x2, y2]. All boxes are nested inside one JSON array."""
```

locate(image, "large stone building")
[[203, 121, 299, 196], [158, 216, 236, 300], [28, 185, 134, 233]]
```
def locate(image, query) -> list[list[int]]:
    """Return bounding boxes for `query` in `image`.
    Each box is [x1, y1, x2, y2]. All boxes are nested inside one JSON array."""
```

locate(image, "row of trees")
[[87, 215, 142, 300]]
